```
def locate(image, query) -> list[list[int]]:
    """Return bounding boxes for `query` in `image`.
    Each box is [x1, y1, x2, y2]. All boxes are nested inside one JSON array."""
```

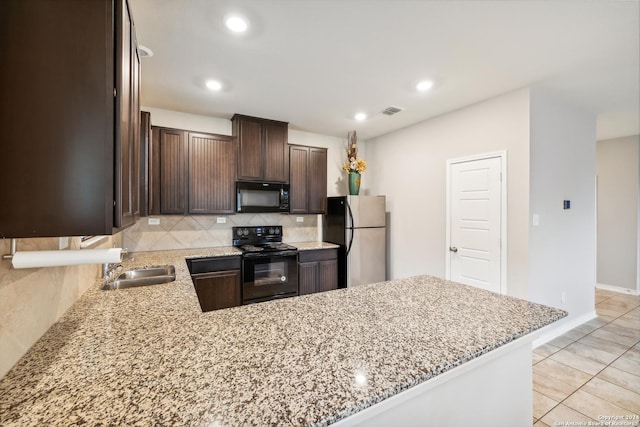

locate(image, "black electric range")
[[232, 226, 299, 303]]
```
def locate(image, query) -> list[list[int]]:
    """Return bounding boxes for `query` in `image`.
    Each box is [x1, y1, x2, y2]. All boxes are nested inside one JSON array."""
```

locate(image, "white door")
[[447, 155, 504, 293]]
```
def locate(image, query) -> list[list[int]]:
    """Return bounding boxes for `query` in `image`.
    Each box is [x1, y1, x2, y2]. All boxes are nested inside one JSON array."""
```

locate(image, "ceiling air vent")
[[381, 106, 403, 116]]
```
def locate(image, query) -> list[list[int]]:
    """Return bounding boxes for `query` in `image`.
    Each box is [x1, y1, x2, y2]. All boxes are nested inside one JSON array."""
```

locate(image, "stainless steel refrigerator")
[[323, 195, 386, 288]]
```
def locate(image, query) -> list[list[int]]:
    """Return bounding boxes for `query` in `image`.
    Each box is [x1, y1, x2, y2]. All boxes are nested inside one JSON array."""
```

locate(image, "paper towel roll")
[[12, 248, 122, 269]]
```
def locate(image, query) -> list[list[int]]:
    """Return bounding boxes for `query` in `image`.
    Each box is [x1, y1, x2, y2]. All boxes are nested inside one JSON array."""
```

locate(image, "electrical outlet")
[[58, 237, 69, 250], [148, 218, 160, 225], [217, 217, 226, 224], [561, 292, 566, 304], [296, 217, 304, 223]]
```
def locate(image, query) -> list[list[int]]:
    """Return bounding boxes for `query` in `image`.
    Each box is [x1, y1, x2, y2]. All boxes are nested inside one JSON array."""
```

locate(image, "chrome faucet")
[[102, 262, 122, 279], [102, 248, 132, 279]]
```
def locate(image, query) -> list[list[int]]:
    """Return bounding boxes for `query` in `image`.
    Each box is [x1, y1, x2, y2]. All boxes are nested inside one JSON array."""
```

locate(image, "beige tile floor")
[[533, 288, 640, 427]]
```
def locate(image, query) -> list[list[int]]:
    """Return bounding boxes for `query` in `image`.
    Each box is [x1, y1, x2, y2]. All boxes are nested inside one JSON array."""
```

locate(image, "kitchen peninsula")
[[0, 249, 565, 426]]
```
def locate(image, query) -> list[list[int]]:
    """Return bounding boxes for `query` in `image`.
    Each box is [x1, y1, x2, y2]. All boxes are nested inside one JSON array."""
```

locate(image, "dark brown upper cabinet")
[[232, 115, 289, 183], [289, 145, 328, 214], [0, 0, 140, 238], [116, 1, 141, 229], [151, 128, 188, 215], [188, 133, 236, 214], [139, 111, 152, 217], [149, 127, 236, 215]]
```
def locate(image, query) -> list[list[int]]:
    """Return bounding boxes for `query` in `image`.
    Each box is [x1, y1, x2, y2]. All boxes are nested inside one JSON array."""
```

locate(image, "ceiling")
[[129, 0, 639, 141]]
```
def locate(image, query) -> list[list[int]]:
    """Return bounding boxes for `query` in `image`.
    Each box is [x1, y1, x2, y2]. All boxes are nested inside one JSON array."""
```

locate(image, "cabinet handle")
[[449, 246, 458, 253]]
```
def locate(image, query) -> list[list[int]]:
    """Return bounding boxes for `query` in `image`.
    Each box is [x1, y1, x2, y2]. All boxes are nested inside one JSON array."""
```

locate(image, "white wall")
[[596, 135, 640, 292], [528, 88, 596, 319], [366, 87, 596, 323], [142, 106, 231, 135], [366, 89, 531, 298]]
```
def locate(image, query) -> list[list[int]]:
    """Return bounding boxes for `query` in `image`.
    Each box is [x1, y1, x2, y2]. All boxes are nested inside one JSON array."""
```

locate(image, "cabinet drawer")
[[186, 256, 241, 274], [298, 248, 338, 263], [192, 270, 241, 312]]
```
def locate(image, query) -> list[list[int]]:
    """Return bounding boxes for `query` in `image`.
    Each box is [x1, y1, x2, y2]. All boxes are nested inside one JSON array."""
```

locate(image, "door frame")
[[445, 151, 508, 294]]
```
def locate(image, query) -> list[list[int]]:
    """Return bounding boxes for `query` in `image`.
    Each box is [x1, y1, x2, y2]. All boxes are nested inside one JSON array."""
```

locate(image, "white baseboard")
[[596, 283, 639, 296], [532, 310, 598, 348]]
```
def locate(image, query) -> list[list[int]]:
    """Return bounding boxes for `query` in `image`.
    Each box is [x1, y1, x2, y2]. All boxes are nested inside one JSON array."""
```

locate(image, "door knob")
[[449, 246, 458, 253]]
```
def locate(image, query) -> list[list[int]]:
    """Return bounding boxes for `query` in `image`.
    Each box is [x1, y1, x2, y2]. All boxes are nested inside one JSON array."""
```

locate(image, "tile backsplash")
[[122, 213, 320, 252]]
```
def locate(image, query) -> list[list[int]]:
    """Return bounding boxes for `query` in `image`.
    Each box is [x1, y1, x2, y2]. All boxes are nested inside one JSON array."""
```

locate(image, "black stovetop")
[[232, 226, 297, 254], [238, 242, 297, 253]]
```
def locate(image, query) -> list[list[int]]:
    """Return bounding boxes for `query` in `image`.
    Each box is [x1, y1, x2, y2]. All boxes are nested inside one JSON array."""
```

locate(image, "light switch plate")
[[532, 214, 540, 227], [217, 217, 226, 224], [148, 218, 160, 225]]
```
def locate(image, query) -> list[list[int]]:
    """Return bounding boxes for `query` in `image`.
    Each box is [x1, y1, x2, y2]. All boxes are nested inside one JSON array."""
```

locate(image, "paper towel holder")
[[2, 239, 17, 260]]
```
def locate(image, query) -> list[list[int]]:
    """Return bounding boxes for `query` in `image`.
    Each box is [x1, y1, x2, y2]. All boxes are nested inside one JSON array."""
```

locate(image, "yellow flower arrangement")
[[342, 130, 367, 174]]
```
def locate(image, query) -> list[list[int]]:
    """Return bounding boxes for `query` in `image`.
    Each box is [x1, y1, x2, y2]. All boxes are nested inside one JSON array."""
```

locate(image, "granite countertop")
[[0, 248, 566, 426], [292, 241, 340, 251]]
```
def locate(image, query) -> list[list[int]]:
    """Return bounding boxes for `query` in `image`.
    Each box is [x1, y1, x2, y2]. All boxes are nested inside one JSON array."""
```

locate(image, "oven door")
[[242, 253, 298, 303]]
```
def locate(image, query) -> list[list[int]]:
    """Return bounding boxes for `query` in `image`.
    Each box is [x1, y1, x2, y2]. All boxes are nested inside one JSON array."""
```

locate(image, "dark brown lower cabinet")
[[298, 249, 338, 295], [192, 270, 241, 312], [187, 256, 242, 312]]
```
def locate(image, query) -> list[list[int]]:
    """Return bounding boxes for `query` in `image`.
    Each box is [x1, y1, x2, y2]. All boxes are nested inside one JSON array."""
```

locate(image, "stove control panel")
[[233, 226, 283, 245]]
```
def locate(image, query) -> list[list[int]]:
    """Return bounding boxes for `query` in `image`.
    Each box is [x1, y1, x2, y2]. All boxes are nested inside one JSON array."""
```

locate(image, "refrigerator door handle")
[[346, 201, 355, 256], [346, 227, 354, 256]]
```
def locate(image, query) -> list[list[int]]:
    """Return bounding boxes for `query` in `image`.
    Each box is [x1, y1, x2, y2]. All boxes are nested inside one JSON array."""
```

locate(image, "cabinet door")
[[318, 259, 338, 292], [139, 111, 151, 217], [131, 31, 141, 219], [0, 0, 141, 237], [299, 261, 318, 295], [115, 0, 141, 229], [188, 133, 236, 214], [115, 0, 133, 228], [192, 270, 241, 312], [308, 147, 327, 213], [289, 145, 309, 214], [299, 249, 338, 295], [237, 117, 263, 181], [159, 128, 187, 214], [264, 122, 289, 183]]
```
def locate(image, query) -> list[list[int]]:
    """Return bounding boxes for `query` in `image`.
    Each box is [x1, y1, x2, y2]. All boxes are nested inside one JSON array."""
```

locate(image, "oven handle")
[[243, 292, 298, 305]]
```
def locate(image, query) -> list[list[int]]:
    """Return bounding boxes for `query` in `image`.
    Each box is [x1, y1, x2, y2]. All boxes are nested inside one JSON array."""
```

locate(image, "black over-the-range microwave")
[[236, 181, 290, 213]]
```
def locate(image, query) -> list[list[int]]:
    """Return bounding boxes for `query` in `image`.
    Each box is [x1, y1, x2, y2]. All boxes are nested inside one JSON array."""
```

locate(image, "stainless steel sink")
[[101, 265, 176, 290]]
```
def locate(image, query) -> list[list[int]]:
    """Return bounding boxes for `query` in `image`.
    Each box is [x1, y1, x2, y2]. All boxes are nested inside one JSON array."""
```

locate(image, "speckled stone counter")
[[0, 249, 565, 426], [292, 241, 340, 251]]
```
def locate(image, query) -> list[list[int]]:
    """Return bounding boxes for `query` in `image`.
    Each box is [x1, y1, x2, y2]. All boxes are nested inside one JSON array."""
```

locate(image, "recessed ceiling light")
[[416, 80, 433, 92], [206, 80, 223, 91], [354, 112, 367, 121], [225, 15, 248, 33]]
